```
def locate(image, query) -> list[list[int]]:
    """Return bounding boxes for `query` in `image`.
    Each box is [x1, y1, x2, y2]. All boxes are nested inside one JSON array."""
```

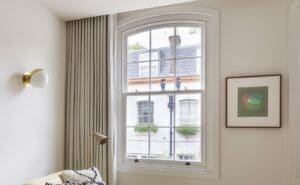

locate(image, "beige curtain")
[[65, 16, 108, 183]]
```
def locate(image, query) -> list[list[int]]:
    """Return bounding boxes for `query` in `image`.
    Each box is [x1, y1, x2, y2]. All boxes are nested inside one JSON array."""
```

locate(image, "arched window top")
[[125, 23, 204, 92]]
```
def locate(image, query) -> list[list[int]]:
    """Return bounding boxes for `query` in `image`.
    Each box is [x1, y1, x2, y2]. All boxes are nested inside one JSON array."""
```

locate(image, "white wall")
[[0, 0, 66, 184], [117, 0, 290, 185]]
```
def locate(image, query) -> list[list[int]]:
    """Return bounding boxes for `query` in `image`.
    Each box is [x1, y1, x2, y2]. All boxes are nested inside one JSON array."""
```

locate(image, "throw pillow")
[[60, 167, 104, 185]]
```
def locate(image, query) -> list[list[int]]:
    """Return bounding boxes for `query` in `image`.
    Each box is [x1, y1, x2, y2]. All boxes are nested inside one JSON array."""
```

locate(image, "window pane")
[[151, 94, 174, 127], [127, 31, 149, 62], [150, 60, 175, 91], [175, 93, 202, 127], [151, 27, 174, 60], [175, 58, 202, 90], [175, 127, 201, 162], [126, 95, 150, 126], [176, 27, 202, 58], [175, 93, 201, 162], [150, 127, 174, 160], [127, 62, 150, 92], [126, 127, 149, 159], [124, 24, 205, 165]]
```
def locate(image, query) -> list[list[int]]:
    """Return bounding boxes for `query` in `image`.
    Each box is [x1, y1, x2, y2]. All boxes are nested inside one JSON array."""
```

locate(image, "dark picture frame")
[[226, 74, 281, 128]]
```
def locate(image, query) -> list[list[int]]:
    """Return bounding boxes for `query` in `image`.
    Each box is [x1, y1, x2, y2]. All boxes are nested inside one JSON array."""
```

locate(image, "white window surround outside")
[[114, 6, 219, 179], [180, 99, 199, 121]]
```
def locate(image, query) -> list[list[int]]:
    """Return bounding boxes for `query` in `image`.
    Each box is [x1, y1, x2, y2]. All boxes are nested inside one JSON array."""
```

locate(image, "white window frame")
[[124, 22, 205, 166], [115, 6, 219, 179]]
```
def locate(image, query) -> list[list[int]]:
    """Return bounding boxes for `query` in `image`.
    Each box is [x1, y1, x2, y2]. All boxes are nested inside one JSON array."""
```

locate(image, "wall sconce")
[[22, 69, 49, 88]]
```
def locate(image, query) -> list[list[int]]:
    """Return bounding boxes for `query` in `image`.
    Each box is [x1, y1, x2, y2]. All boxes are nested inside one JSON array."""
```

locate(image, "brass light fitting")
[[22, 69, 49, 88]]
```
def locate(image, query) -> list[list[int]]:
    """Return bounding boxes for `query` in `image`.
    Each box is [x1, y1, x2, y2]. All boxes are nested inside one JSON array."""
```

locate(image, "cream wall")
[[0, 0, 66, 184], [117, 0, 290, 185], [288, 0, 300, 183]]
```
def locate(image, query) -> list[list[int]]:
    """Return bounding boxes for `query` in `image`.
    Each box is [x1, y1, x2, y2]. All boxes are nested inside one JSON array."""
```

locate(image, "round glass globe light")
[[30, 70, 49, 88]]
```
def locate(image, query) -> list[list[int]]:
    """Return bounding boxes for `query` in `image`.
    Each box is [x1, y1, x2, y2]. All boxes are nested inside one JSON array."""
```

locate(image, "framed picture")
[[226, 74, 281, 128]]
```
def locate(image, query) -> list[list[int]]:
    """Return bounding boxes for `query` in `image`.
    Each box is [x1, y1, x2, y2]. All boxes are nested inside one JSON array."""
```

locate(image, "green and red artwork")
[[238, 86, 268, 117]]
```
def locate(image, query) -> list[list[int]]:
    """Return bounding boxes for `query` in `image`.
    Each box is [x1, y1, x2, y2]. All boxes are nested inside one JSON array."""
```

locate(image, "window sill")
[[117, 162, 219, 179]]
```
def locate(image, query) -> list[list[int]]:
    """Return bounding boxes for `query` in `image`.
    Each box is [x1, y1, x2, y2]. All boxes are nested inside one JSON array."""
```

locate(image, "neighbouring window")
[[138, 62, 159, 78], [179, 99, 199, 123], [124, 23, 205, 165], [137, 101, 154, 123]]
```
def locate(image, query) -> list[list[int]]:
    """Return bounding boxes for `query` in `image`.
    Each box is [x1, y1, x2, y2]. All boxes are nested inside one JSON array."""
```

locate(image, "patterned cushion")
[[46, 167, 104, 185]]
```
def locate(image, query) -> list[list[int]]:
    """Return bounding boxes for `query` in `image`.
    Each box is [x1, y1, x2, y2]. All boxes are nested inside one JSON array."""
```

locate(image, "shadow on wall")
[[6, 73, 25, 95]]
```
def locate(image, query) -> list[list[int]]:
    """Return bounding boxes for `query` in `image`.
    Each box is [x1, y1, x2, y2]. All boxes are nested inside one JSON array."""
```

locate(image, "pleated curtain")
[[65, 16, 108, 183]]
